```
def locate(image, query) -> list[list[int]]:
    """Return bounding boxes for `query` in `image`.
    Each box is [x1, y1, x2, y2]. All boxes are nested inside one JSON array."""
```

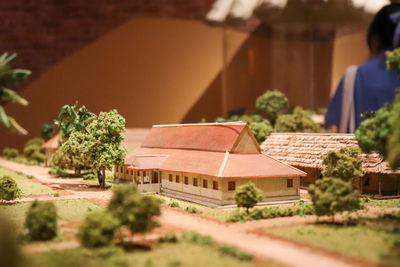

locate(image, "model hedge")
[[234, 182, 263, 213], [0, 176, 21, 201], [25, 200, 58, 241], [0, 52, 31, 134]]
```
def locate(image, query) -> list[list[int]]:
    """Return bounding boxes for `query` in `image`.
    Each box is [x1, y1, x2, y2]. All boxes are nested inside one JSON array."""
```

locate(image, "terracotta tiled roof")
[[141, 122, 248, 152], [261, 133, 400, 174], [127, 147, 305, 178], [42, 134, 59, 149]]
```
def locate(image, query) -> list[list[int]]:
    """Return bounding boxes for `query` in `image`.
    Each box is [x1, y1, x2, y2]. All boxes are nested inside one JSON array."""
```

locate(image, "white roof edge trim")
[[218, 151, 230, 177]]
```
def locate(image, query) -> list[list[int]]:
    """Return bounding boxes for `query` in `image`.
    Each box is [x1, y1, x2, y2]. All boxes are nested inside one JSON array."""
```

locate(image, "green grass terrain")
[[266, 212, 400, 266], [0, 199, 103, 232], [0, 166, 54, 196], [28, 242, 263, 267]]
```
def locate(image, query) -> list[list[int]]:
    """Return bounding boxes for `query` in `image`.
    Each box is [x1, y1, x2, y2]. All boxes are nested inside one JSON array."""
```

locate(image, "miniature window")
[[169, 174, 173, 182], [363, 175, 370, 186], [130, 170, 133, 175], [212, 181, 218, 190], [184, 176, 188, 185], [176, 175, 180, 183], [287, 179, 293, 188], [138, 171, 141, 176], [143, 171, 146, 176], [193, 178, 198, 186], [203, 179, 208, 188], [153, 172, 158, 183], [228, 181, 236, 191]]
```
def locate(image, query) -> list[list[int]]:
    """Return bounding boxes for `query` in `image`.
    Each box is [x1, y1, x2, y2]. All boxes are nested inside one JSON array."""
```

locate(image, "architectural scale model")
[[115, 122, 305, 206], [261, 133, 400, 196], [42, 133, 59, 166]]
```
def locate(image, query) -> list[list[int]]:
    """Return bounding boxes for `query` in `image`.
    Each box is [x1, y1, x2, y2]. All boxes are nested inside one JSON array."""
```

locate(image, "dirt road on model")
[[0, 158, 378, 267]]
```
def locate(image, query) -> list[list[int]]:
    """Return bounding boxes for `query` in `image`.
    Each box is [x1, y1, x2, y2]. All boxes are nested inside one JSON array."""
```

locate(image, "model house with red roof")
[[42, 133, 60, 166], [115, 122, 305, 206]]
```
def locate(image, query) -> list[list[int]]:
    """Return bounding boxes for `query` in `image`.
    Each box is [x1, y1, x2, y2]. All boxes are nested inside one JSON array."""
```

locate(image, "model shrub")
[[218, 245, 253, 261], [23, 137, 45, 164], [160, 233, 179, 243], [168, 200, 179, 208], [255, 90, 288, 124], [388, 92, 400, 169], [40, 122, 56, 141], [181, 232, 215, 246], [107, 184, 160, 234], [234, 182, 263, 213], [83, 172, 97, 180], [274, 106, 320, 133], [248, 121, 274, 143], [2, 147, 18, 159], [322, 147, 364, 183], [77, 211, 119, 248], [25, 200, 58, 241], [0, 176, 21, 201], [185, 206, 202, 214], [308, 177, 360, 219]]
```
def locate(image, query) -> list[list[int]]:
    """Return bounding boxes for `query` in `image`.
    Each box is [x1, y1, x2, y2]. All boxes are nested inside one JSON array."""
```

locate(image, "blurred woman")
[[325, 3, 400, 132]]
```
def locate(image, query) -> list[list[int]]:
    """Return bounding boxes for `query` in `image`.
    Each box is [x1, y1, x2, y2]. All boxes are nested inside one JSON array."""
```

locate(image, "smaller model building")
[[115, 122, 305, 206], [261, 133, 400, 196], [42, 134, 60, 166]]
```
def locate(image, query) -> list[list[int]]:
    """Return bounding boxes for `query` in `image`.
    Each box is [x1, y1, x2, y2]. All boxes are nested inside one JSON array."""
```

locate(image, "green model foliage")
[[25, 200, 58, 241], [23, 137, 46, 164], [234, 182, 263, 213], [249, 121, 274, 143], [107, 184, 161, 234], [0, 52, 31, 134], [355, 104, 392, 158], [0, 215, 23, 267], [77, 211, 120, 248], [274, 106, 320, 133], [2, 147, 19, 159], [0, 176, 21, 201], [55, 103, 95, 141], [60, 131, 92, 174], [308, 177, 360, 218], [255, 90, 288, 124], [40, 122, 56, 141], [388, 92, 400, 169], [50, 148, 73, 171], [386, 48, 400, 79], [322, 147, 364, 183]]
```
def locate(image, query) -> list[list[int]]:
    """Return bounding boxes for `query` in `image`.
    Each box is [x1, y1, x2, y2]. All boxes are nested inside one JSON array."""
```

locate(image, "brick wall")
[[0, 0, 215, 84]]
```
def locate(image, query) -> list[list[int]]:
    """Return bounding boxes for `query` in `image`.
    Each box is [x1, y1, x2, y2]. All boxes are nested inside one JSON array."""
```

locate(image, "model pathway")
[[0, 158, 378, 267]]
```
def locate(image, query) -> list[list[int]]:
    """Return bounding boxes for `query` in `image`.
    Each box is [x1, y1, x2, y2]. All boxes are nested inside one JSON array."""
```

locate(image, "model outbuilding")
[[115, 122, 305, 206]]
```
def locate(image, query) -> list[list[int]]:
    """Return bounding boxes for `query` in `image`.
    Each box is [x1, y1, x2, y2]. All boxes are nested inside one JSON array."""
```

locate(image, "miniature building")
[[42, 134, 59, 166], [115, 122, 305, 206], [261, 133, 400, 196]]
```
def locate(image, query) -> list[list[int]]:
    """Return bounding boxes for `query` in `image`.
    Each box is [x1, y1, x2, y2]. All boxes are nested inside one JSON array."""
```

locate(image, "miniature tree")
[[77, 211, 120, 248], [0, 52, 31, 134], [388, 92, 400, 169], [255, 90, 288, 124], [322, 147, 364, 184], [83, 110, 127, 187], [60, 131, 92, 174], [308, 177, 360, 220], [25, 200, 58, 241], [108, 185, 161, 234], [234, 182, 263, 213], [274, 106, 320, 133], [0, 176, 21, 201], [2, 147, 18, 159], [23, 137, 46, 164], [40, 122, 56, 141], [249, 121, 274, 143], [55, 103, 95, 142]]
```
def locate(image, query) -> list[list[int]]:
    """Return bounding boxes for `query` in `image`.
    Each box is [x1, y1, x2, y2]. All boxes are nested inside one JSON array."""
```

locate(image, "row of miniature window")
[[168, 174, 234, 190]]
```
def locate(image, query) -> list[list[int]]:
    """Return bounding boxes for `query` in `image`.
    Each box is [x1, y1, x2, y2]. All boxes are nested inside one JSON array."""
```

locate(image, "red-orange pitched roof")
[[42, 133, 59, 149], [127, 147, 305, 178], [141, 122, 247, 152]]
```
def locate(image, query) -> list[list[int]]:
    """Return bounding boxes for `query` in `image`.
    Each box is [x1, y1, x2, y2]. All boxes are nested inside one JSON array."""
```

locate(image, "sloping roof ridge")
[[261, 152, 307, 176], [153, 122, 247, 127], [139, 146, 229, 153]]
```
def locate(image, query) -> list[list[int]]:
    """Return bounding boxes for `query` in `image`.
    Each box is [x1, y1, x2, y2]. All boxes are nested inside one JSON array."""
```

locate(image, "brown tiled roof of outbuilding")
[[261, 133, 400, 174], [42, 134, 59, 149]]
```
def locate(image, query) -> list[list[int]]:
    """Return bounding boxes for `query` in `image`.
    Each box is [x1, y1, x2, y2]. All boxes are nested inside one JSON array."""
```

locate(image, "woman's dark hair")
[[367, 3, 400, 53]]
